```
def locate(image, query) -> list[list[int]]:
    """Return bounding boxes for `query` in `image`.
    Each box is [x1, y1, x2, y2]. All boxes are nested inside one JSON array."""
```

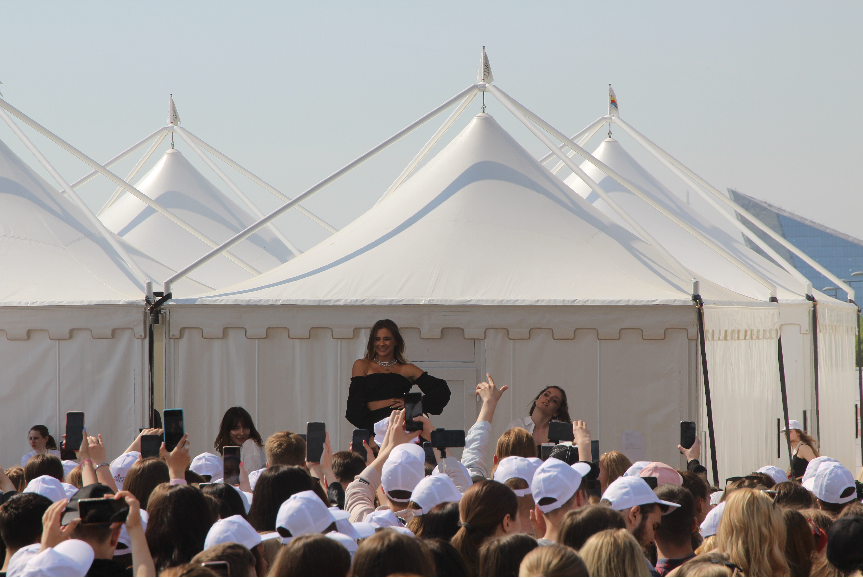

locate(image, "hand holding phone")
[[352, 429, 370, 462], [680, 421, 697, 450], [78, 498, 129, 525], [306, 422, 326, 463], [403, 393, 423, 432], [141, 435, 162, 459], [65, 412, 85, 451], [163, 409, 185, 452]]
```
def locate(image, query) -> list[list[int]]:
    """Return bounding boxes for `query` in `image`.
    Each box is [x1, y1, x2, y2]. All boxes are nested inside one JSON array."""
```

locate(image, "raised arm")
[[461, 375, 509, 479]]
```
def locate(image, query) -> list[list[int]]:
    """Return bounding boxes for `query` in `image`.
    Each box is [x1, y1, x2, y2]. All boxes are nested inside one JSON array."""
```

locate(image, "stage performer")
[[346, 319, 451, 433], [507, 386, 571, 445]]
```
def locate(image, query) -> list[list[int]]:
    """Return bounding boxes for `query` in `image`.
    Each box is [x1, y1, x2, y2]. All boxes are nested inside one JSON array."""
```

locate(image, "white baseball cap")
[[494, 457, 539, 496], [248, 467, 265, 491], [374, 417, 419, 446], [116, 509, 149, 556], [433, 459, 471, 490], [62, 483, 79, 499], [17, 539, 95, 577], [61, 460, 78, 480], [109, 452, 140, 491], [331, 508, 376, 541], [326, 532, 358, 558], [802, 456, 839, 484], [205, 515, 263, 551], [364, 508, 404, 528], [780, 420, 803, 432], [531, 458, 592, 514], [602, 476, 680, 513], [803, 462, 857, 504], [623, 461, 651, 477], [389, 443, 426, 464], [6, 543, 42, 576], [700, 501, 726, 537], [709, 491, 724, 506], [23, 475, 66, 503], [191, 453, 223, 481], [410, 474, 462, 514], [381, 456, 425, 500], [526, 457, 543, 468], [276, 490, 337, 543], [757, 465, 789, 485]]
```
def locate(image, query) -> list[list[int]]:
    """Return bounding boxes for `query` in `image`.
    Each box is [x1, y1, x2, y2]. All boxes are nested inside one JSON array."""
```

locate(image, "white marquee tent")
[[562, 136, 859, 468], [164, 111, 783, 476]]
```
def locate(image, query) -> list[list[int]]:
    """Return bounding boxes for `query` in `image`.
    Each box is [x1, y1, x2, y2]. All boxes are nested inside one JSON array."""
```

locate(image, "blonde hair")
[[579, 529, 652, 577], [600, 451, 632, 490], [518, 544, 588, 577], [667, 553, 745, 577], [694, 535, 716, 555], [716, 488, 789, 576]]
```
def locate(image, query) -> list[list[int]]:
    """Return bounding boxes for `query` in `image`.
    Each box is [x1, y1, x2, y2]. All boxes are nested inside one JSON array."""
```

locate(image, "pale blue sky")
[[2, 1, 861, 250]]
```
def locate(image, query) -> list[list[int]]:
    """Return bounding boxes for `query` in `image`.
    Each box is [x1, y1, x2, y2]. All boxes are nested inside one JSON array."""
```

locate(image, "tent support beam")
[[98, 131, 168, 216], [177, 128, 338, 234], [550, 119, 607, 175], [809, 295, 821, 439], [537, 116, 607, 165], [0, 105, 153, 290], [778, 335, 794, 474], [611, 117, 853, 301], [0, 98, 261, 276], [693, 284, 720, 487], [69, 127, 168, 191], [173, 126, 302, 257], [163, 83, 480, 293], [491, 86, 778, 300], [378, 87, 478, 202]]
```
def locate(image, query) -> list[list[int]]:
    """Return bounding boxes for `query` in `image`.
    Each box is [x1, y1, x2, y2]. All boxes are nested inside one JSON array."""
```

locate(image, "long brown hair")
[[794, 429, 820, 457], [527, 386, 571, 422], [350, 528, 434, 577], [124, 457, 170, 510], [494, 428, 537, 466], [28, 425, 57, 450], [451, 480, 518, 575], [364, 319, 408, 364], [214, 406, 263, 454], [599, 451, 632, 491], [268, 534, 351, 577]]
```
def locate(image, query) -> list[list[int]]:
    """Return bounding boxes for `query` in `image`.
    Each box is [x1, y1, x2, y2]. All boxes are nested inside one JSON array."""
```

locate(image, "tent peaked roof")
[[0, 137, 153, 305], [563, 138, 815, 302], [183, 114, 757, 307], [100, 148, 293, 290]]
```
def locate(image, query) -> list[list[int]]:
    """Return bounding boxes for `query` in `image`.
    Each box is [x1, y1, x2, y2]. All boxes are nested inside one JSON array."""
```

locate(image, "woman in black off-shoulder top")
[[346, 319, 451, 433]]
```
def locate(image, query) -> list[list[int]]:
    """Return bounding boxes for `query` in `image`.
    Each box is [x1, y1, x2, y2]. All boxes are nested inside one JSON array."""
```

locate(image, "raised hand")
[[476, 374, 510, 423], [572, 420, 592, 462], [678, 436, 702, 461], [161, 433, 191, 480], [40, 499, 79, 552]]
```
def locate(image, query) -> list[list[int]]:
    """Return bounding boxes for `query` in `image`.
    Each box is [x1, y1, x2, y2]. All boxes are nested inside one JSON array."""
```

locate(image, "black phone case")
[[680, 421, 696, 449], [548, 421, 574, 442]]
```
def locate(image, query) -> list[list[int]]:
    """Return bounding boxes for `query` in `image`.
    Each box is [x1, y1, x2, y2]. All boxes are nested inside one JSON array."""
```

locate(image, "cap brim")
[[657, 499, 681, 513], [572, 462, 592, 477], [802, 478, 816, 491], [351, 522, 377, 538], [330, 509, 351, 521]]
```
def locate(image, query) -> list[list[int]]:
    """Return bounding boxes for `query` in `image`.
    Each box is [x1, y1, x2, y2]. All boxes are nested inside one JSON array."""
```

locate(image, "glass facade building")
[[729, 188, 863, 301]]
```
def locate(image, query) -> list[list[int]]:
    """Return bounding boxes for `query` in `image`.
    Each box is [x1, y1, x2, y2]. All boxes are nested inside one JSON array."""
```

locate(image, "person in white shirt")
[[507, 386, 571, 445], [213, 407, 267, 474], [20, 425, 62, 467]]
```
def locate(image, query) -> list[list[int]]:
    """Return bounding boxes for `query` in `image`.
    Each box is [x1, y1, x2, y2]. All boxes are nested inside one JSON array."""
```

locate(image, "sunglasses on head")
[[725, 475, 762, 487]]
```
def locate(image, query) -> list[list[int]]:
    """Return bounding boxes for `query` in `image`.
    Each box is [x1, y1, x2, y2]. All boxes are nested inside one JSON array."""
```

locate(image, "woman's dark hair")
[[783, 508, 815, 577], [451, 480, 519, 575], [559, 504, 627, 551], [773, 481, 815, 510], [28, 425, 57, 451], [214, 407, 263, 455], [124, 457, 170, 510], [478, 533, 538, 577], [145, 484, 215, 572], [23, 454, 64, 484], [4, 467, 25, 492], [192, 542, 256, 578], [248, 466, 315, 531], [351, 528, 434, 577], [527, 386, 571, 423], [423, 538, 469, 577], [201, 483, 247, 520], [269, 534, 351, 577], [364, 319, 408, 364], [417, 501, 461, 540]]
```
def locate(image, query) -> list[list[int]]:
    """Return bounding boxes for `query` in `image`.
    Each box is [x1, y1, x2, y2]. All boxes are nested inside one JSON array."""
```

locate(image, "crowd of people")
[[1, 320, 862, 577]]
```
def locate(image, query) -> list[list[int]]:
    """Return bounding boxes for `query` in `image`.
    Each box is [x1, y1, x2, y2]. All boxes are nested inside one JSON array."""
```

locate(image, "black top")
[[791, 454, 809, 479], [87, 558, 133, 577], [345, 372, 451, 432]]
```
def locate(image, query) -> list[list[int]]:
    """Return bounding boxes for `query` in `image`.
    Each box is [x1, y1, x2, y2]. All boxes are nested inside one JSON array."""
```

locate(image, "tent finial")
[[608, 84, 619, 138], [478, 46, 493, 113], [168, 93, 182, 149]]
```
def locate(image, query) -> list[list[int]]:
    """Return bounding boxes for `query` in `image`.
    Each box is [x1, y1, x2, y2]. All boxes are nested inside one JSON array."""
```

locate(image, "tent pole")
[[69, 127, 167, 191], [808, 295, 821, 439], [491, 86, 779, 299], [611, 117, 853, 301], [98, 131, 168, 216], [174, 127, 302, 257], [550, 120, 607, 175], [0, 98, 261, 276], [163, 83, 479, 293], [858, 305, 863, 465], [0, 106, 153, 289], [778, 334, 794, 474], [537, 115, 607, 165], [378, 87, 478, 202], [178, 128, 338, 234], [692, 282, 720, 487]]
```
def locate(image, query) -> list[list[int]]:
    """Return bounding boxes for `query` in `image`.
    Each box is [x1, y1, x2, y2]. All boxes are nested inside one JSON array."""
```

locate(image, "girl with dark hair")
[[21, 425, 60, 467], [507, 386, 571, 445], [247, 465, 316, 531], [201, 482, 248, 519], [351, 528, 435, 577], [145, 484, 215, 572], [268, 534, 352, 577], [451, 480, 519, 575], [478, 533, 539, 577], [214, 406, 266, 473], [781, 420, 819, 479], [346, 319, 451, 432]]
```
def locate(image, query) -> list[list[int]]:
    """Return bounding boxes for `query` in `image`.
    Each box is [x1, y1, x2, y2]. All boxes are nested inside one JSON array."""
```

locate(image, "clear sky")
[[1, 1, 861, 251]]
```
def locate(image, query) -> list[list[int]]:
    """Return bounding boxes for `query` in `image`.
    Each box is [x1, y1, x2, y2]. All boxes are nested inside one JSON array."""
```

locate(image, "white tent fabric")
[[100, 149, 293, 291], [564, 137, 859, 471], [0, 137, 153, 468], [164, 113, 779, 471]]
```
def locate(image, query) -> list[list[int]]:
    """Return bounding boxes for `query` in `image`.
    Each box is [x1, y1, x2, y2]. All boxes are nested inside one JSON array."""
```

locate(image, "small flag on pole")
[[608, 85, 619, 117], [478, 46, 494, 84], [168, 94, 181, 125]]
